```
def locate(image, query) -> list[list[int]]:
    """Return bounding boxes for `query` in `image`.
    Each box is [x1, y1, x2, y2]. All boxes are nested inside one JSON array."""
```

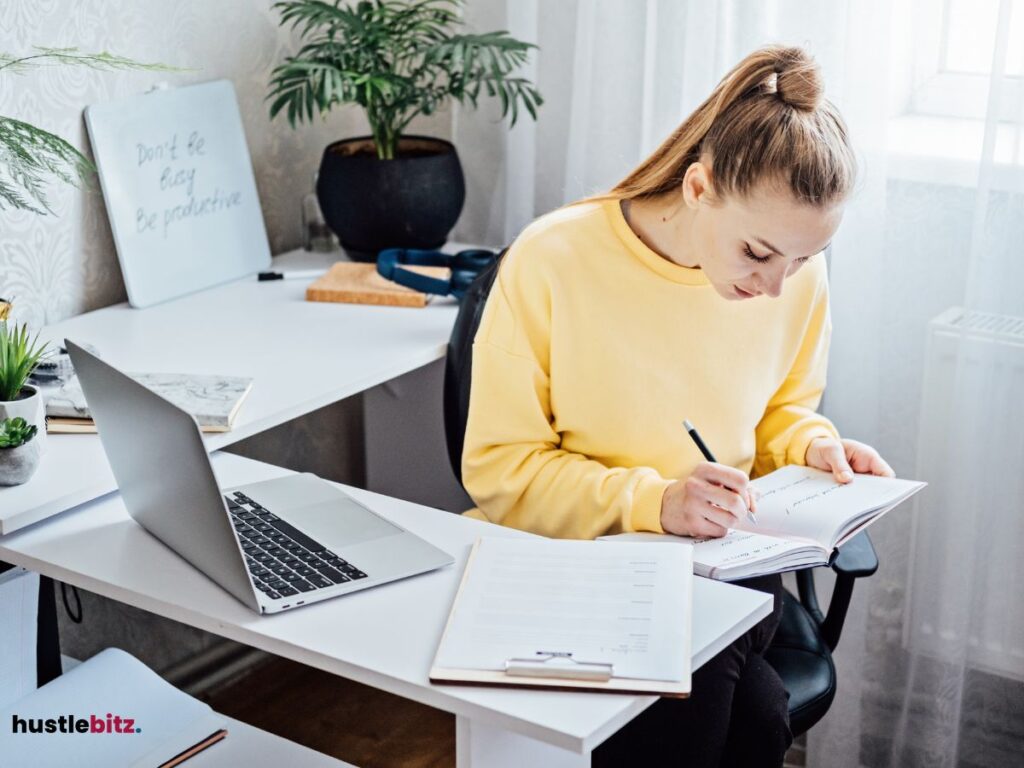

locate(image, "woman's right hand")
[[660, 462, 757, 538]]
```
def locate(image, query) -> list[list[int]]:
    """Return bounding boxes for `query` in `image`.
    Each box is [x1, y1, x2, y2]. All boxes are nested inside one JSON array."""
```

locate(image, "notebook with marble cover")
[[42, 373, 252, 433]]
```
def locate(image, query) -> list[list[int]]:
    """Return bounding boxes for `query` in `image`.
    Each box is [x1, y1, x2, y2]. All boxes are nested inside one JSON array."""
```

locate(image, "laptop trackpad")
[[287, 497, 403, 549]]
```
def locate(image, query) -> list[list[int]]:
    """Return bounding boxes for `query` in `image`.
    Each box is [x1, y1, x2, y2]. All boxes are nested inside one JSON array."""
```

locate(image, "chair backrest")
[[443, 249, 507, 483]]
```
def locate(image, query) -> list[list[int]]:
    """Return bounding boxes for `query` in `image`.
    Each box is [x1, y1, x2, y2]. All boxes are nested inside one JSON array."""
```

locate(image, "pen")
[[683, 419, 758, 525], [257, 269, 326, 282]]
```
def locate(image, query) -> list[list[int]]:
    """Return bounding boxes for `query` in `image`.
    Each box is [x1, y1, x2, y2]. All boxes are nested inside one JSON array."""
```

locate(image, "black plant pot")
[[316, 135, 466, 262]]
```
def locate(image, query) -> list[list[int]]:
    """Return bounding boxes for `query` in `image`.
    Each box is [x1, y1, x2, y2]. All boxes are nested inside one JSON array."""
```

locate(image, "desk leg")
[[456, 716, 590, 768], [37, 575, 62, 686]]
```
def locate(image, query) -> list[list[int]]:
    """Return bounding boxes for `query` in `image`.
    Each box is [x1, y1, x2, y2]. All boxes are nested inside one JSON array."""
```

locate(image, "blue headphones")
[[376, 247, 499, 299]]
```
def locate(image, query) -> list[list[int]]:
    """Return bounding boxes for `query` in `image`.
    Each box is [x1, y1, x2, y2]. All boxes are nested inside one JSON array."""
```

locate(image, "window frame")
[[908, 0, 1023, 121]]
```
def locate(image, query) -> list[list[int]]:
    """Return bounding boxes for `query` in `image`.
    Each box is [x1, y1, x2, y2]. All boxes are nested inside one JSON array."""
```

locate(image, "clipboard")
[[429, 537, 692, 697]]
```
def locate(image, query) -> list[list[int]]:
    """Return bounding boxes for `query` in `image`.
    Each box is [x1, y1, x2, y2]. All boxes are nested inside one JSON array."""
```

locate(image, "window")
[[911, 0, 1024, 121]]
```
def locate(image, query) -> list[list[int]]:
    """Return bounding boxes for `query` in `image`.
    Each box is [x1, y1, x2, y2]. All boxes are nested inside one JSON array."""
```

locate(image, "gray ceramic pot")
[[0, 438, 42, 485], [0, 384, 46, 486]]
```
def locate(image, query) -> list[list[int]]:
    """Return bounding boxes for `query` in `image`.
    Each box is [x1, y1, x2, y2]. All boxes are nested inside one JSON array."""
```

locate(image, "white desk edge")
[[1, 246, 469, 535], [0, 453, 773, 755]]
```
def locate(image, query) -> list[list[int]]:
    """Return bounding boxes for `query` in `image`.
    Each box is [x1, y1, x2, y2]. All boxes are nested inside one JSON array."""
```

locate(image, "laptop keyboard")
[[225, 491, 368, 601]]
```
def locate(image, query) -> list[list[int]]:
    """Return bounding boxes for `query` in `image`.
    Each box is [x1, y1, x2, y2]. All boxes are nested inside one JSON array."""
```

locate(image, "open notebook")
[[0, 648, 227, 767], [602, 465, 925, 581], [430, 536, 694, 696]]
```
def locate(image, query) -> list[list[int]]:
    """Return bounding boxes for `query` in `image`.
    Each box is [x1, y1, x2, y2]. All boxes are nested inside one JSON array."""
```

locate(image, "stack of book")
[[41, 373, 253, 434]]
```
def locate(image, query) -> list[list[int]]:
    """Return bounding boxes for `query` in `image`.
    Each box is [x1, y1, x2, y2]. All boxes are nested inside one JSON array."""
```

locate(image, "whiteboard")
[[85, 80, 271, 308]]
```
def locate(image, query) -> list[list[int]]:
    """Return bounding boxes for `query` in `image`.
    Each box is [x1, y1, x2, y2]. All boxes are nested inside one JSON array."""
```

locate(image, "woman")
[[461, 45, 894, 767]]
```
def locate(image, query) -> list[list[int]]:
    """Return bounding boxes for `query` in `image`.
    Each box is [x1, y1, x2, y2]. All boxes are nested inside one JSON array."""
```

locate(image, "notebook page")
[[435, 537, 692, 683], [742, 465, 925, 547], [607, 530, 820, 577]]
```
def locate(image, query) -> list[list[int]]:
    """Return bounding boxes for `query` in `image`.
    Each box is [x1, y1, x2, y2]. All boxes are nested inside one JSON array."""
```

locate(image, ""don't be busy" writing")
[[134, 130, 242, 238]]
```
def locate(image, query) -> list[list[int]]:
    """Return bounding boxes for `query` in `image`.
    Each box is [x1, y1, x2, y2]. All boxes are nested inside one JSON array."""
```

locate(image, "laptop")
[[65, 340, 454, 614]]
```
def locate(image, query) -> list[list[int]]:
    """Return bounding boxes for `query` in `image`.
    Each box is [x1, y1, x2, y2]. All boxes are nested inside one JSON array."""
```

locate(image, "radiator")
[[904, 307, 1024, 680]]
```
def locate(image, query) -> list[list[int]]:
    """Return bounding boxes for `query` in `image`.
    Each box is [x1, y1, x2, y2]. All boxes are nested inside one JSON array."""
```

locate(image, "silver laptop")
[[65, 340, 454, 614]]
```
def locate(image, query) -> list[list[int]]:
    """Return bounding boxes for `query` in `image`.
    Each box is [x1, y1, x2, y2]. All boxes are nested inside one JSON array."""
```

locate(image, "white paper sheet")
[[608, 529, 818, 579], [742, 465, 925, 547], [435, 537, 692, 683]]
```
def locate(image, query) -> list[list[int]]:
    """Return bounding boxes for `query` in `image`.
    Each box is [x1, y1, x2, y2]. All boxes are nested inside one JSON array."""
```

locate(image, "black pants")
[[593, 575, 791, 768]]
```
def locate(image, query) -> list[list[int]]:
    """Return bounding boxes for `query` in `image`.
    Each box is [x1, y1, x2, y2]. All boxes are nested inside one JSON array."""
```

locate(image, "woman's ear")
[[682, 161, 713, 209]]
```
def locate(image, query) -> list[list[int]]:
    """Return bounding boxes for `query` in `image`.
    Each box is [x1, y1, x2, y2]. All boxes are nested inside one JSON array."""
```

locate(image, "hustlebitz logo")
[[11, 713, 141, 734]]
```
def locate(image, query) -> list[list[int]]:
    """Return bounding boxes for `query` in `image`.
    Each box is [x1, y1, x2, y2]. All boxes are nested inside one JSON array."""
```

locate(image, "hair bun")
[[769, 47, 823, 112]]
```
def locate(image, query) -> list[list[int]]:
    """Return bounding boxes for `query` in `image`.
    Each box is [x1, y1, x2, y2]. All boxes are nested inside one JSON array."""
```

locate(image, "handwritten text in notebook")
[[602, 466, 925, 580]]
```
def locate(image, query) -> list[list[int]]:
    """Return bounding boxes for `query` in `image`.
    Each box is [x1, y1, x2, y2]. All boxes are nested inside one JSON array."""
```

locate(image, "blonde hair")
[[607, 45, 855, 207]]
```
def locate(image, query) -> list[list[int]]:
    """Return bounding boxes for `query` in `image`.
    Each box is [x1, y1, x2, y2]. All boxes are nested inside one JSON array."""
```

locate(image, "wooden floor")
[[202, 655, 454, 768], [204, 654, 809, 767]]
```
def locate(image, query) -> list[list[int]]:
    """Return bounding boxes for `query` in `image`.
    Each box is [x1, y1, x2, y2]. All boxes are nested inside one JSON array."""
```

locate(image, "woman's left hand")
[[805, 437, 895, 483]]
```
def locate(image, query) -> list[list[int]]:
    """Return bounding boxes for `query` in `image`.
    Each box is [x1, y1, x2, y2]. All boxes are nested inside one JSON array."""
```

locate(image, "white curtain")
[[454, 1, 1024, 765]]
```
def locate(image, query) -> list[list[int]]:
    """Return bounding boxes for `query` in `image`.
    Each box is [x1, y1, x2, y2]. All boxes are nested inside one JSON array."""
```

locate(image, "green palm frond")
[[0, 47, 184, 75], [268, 0, 542, 159], [0, 116, 93, 214], [0, 47, 182, 215]]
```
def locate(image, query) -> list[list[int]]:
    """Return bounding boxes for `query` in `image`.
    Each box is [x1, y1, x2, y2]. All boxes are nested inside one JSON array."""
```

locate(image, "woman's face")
[[688, 174, 844, 301]]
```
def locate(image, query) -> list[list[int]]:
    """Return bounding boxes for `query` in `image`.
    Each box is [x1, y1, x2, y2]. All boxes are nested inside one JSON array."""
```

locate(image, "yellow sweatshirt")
[[462, 199, 840, 540]]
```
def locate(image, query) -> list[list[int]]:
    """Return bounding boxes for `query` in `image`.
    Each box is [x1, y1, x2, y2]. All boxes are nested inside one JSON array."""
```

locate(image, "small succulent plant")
[[0, 416, 38, 449]]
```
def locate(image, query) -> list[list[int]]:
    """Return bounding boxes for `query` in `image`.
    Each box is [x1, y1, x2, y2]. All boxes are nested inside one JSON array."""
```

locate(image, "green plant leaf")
[[0, 320, 50, 401], [267, 0, 540, 156], [0, 414, 37, 448], [0, 48, 180, 214]]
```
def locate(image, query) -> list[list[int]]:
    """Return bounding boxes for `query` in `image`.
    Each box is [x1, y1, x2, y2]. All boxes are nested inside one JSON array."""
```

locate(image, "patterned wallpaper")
[[0, 0, 450, 327], [0, 0, 454, 674]]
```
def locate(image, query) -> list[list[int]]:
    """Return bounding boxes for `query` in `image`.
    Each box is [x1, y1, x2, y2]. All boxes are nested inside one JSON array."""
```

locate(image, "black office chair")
[[441, 253, 878, 737]]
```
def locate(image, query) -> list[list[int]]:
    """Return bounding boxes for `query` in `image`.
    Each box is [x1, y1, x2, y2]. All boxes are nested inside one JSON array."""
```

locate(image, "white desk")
[[0, 452, 773, 767], [0, 248, 461, 534]]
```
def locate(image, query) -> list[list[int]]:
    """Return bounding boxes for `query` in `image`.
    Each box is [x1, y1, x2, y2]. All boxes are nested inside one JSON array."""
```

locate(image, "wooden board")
[[306, 263, 450, 308]]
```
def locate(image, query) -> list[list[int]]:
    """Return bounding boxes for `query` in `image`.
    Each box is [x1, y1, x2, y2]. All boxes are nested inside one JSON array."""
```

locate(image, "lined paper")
[[602, 466, 924, 580], [740, 465, 925, 548], [434, 537, 692, 683]]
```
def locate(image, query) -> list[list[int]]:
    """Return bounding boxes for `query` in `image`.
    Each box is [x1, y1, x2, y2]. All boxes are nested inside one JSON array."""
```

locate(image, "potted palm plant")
[[268, 0, 542, 260]]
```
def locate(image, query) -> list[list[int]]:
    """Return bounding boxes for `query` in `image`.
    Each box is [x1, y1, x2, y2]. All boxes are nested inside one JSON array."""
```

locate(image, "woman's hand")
[[804, 437, 895, 482], [660, 462, 758, 538]]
